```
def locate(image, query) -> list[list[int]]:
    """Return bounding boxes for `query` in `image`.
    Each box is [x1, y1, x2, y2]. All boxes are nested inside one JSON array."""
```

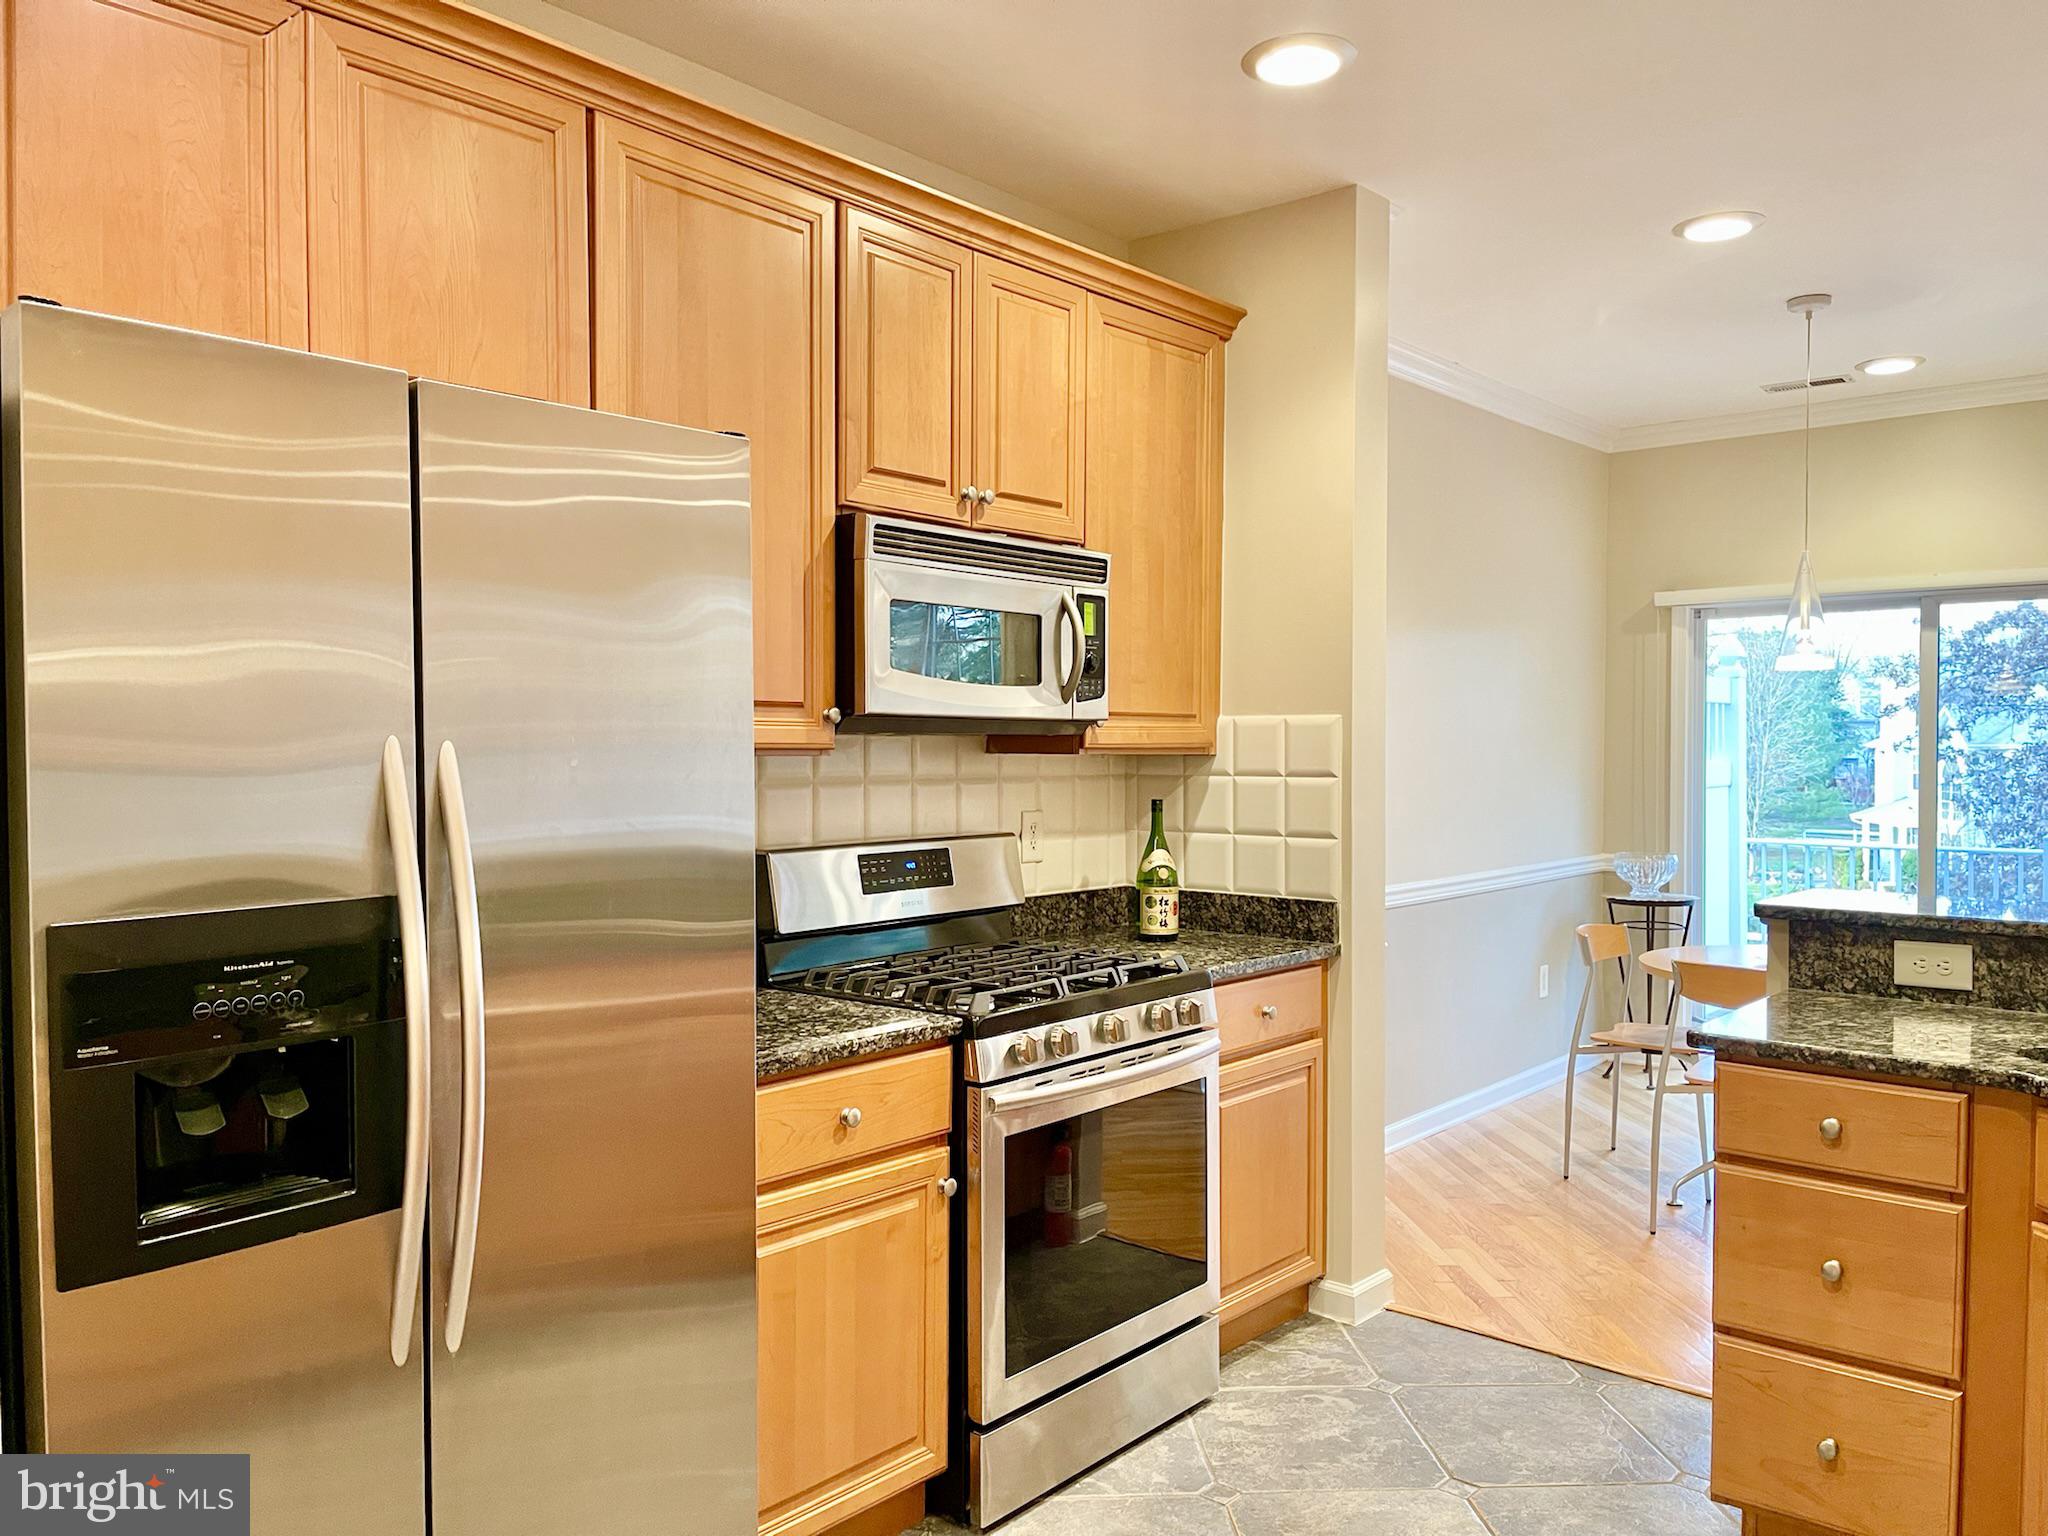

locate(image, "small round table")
[[1639, 943, 1769, 981]]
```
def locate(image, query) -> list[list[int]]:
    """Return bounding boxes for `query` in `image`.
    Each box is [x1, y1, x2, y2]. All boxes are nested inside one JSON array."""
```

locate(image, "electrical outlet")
[[1538, 963, 1551, 999], [1892, 940, 1974, 992], [1018, 810, 1044, 863]]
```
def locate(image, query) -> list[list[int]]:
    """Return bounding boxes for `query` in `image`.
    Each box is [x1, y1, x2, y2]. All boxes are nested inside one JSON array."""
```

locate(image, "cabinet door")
[[839, 207, 972, 524], [3, 0, 306, 343], [757, 1142, 951, 1536], [1083, 295, 1223, 752], [971, 255, 1086, 543], [2027, 1222, 2048, 1535], [593, 117, 836, 751], [307, 16, 588, 402], [1219, 1037, 1325, 1324]]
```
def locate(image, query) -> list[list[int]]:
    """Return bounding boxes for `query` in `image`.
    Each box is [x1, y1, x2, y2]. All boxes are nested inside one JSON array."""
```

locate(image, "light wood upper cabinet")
[[306, 16, 588, 402], [757, 1141, 951, 1536], [1083, 295, 1224, 752], [3, 0, 307, 343], [593, 117, 836, 750], [971, 255, 1087, 543], [1219, 1035, 1326, 1326], [840, 207, 972, 524]]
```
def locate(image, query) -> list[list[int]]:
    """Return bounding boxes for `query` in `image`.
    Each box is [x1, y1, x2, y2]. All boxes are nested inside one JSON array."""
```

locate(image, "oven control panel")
[[857, 846, 955, 894]]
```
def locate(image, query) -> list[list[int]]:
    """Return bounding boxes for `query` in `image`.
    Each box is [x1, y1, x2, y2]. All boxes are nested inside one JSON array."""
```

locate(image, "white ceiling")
[[558, 0, 2048, 439]]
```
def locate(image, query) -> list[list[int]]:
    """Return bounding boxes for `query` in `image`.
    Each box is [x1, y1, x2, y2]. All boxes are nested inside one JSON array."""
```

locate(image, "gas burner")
[[790, 940, 1190, 1025]]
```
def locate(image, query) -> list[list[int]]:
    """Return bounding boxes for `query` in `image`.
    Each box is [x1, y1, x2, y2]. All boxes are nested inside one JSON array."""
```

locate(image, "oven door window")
[[1002, 1077, 1210, 1377], [888, 600, 1042, 687]]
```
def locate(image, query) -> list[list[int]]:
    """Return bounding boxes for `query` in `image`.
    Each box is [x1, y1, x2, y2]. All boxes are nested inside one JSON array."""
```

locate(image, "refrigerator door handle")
[[438, 739, 488, 1354], [381, 735, 431, 1368]]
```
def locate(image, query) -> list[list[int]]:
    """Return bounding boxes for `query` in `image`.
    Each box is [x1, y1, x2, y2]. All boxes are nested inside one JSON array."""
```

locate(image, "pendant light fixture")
[[1777, 293, 1837, 673]]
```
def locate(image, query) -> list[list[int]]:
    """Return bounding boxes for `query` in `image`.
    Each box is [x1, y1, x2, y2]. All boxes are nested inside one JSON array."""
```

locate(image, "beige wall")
[[1605, 400, 2048, 854], [1383, 381, 1611, 1133], [473, 0, 1131, 255], [1133, 187, 1392, 1312]]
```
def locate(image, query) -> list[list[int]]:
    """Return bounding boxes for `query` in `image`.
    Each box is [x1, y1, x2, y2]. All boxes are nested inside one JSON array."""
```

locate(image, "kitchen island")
[[1687, 893, 2048, 1536]]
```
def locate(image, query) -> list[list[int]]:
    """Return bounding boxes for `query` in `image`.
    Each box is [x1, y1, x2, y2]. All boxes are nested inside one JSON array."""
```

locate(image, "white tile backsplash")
[[755, 713, 1343, 900]]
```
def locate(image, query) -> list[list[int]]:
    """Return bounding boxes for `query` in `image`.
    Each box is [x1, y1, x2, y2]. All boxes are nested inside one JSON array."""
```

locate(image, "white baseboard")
[[1309, 1268, 1394, 1326], [1385, 1052, 1597, 1154]]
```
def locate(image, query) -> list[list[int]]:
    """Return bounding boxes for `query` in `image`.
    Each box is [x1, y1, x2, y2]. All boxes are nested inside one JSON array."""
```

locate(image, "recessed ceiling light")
[[1241, 34, 1356, 87], [1856, 355, 1925, 377], [1672, 210, 1765, 243]]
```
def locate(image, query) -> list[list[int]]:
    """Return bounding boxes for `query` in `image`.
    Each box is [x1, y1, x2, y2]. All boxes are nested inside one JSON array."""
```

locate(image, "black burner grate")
[[793, 940, 1187, 1021]]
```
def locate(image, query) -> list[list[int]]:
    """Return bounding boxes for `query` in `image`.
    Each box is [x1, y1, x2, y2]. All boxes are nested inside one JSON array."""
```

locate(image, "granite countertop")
[[1689, 988, 2048, 1096], [756, 927, 1339, 1082], [1757, 887, 2048, 938]]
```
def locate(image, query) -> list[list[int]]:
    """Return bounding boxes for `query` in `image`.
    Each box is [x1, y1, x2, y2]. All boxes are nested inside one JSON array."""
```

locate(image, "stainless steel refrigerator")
[[1, 302, 758, 1534]]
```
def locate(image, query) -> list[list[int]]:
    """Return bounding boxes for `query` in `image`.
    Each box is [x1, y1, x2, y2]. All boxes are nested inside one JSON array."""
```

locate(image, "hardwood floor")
[[1385, 1062, 1714, 1396]]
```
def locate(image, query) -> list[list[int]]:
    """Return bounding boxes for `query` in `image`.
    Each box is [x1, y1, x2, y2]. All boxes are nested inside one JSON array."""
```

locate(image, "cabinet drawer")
[[757, 1049, 951, 1186], [1716, 1165, 1965, 1379], [1713, 1336, 1960, 1536], [1215, 965, 1324, 1061], [1717, 1063, 1967, 1192]]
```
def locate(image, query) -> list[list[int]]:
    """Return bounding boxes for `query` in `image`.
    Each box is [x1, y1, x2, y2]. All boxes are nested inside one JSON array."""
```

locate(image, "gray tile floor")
[[913, 1313, 1735, 1535]]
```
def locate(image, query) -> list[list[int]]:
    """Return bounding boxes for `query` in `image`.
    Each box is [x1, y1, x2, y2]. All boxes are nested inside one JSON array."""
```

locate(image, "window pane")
[[1935, 598, 2048, 921], [1701, 607, 1921, 942]]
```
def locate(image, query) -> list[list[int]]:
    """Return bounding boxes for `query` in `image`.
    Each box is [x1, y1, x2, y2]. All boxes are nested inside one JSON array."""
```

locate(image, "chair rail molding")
[[1385, 853, 1613, 910]]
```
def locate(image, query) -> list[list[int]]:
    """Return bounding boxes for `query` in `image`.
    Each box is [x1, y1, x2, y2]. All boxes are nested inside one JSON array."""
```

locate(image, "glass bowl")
[[1613, 852, 1679, 898]]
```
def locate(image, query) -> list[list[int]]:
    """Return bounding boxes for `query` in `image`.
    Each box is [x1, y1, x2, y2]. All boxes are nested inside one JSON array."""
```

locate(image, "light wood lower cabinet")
[[592, 116, 838, 749], [306, 15, 589, 403], [3, 0, 307, 343], [756, 1056, 951, 1536], [2026, 1222, 2048, 1536], [1218, 1004, 1326, 1331]]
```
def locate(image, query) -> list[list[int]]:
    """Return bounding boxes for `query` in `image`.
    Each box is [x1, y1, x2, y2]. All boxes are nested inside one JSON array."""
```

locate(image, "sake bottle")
[[1135, 798, 1181, 941]]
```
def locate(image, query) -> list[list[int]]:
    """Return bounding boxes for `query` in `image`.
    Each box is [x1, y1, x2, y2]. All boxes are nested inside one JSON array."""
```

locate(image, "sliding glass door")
[[1690, 586, 2048, 937]]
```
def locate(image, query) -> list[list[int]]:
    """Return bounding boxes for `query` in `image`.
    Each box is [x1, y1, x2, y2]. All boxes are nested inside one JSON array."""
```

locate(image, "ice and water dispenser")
[[46, 897, 407, 1290]]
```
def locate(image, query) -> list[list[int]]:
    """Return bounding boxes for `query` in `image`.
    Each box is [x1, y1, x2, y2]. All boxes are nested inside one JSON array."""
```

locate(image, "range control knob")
[[1097, 1013, 1130, 1044], [1045, 1025, 1078, 1058], [1008, 1034, 1042, 1067], [1144, 1002, 1174, 1033], [1175, 997, 1205, 1029]]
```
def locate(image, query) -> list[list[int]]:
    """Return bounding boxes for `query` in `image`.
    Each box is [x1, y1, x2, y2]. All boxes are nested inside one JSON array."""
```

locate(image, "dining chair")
[[1561, 922, 1704, 1181], [1653, 957, 1769, 1229]]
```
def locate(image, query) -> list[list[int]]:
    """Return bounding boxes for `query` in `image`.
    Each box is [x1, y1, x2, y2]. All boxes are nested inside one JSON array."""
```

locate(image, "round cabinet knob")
[[1259, 1004, 1278, 1020], [1008, 1035, 1042, 1066], [1144, 1002, 1174, 1033], [824, 706, 842, 725], [1819, 1116, 1843, 1143], [1820, 1258, 1844, 1284], [838, 1106, 863, 1129], [1045, 1025, 1078, 1058], [961, 485, 980, 502], [938, 1177, 959, 1198], [1097, 1013, 1129, 1044], [979, 488, 996, 505], [1817, 1437, 1840, 1464], [1175, 997, 1204, 1028]]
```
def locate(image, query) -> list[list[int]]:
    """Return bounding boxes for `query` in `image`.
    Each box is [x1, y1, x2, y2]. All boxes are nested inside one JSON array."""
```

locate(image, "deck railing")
[[1745, 837, 2047, 919]]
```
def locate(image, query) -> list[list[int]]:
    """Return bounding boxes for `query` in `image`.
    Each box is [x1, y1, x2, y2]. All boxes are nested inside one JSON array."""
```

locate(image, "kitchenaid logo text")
[[1, 1457, 248, 1532], [220, 960, 288, 973]]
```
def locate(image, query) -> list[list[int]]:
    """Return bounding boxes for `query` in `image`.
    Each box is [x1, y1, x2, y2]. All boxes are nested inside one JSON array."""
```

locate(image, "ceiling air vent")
[[1760, 373, 1856, 394]]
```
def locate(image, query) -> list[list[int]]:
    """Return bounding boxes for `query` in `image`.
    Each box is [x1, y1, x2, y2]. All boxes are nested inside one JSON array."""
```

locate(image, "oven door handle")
[[1055, 591, 1084, 704], [985, 1032, 1220, 1117]]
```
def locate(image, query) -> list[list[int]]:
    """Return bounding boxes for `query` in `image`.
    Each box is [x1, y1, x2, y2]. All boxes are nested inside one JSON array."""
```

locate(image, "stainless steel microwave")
[[837, 513, 1109, 732]]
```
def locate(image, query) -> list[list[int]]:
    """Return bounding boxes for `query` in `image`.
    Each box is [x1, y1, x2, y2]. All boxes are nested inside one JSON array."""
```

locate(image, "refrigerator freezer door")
[[2, 304, 424, 1533], [415, 382, 757, 1536]]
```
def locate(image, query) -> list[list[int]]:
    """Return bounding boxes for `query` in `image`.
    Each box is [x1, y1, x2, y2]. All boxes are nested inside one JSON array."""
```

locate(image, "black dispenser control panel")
[[50, 897, 399, 1070]]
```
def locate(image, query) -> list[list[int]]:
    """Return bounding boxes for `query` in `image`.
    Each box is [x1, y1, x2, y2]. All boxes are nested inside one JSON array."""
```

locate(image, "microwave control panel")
[[1077, 594, 1107, 703]]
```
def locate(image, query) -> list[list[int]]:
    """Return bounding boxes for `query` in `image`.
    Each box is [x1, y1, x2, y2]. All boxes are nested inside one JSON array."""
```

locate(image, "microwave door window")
[[1003, 1080, 1210, 1377], [889, 601, 1043, 687]]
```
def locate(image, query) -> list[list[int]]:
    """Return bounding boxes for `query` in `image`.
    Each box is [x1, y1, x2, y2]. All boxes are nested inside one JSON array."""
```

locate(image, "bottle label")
[[1044, 1172, 1071, 1215], [1138, 849, 1176, 876], [1139, 888, 1180, 936]]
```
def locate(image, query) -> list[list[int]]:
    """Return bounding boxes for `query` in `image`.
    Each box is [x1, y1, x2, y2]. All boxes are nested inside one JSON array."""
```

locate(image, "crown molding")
[[1386, 339, 1618, 453], [1612, 371, 2048, 452]]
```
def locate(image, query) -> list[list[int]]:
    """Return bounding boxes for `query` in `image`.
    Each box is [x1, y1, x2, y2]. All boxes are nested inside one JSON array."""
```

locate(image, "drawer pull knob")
[[1259, 1004, 1278, 1019], [838, 1106, 863, 1129], [1818, 1116, 1843, 1143], [1820, 1258, 1843, 1284], [938, 1176, 958, 1198], [1817, 1437, 1840, 1463]]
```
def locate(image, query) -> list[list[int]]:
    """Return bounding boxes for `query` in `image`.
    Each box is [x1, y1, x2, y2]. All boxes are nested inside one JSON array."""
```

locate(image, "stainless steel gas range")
[[758, 834, 1221, 1528]]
